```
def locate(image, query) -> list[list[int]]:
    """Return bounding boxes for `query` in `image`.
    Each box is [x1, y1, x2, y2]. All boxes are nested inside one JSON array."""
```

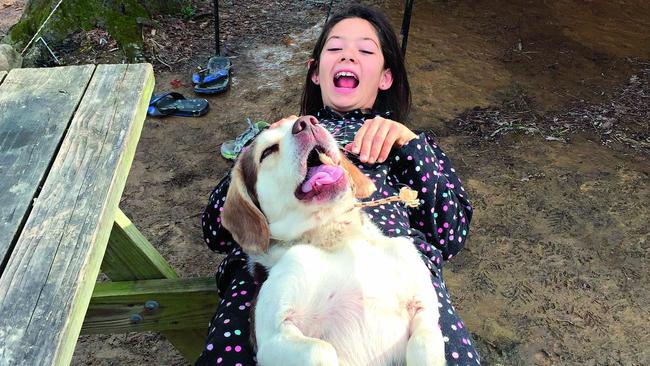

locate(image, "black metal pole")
[[400, 0, 414, 57], [325, 0, 334, 23], [214, 0, 220, 55]]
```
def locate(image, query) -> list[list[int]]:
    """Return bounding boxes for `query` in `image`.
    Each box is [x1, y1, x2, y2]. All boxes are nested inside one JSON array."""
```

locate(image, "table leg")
[[83, 208, 218, 364]]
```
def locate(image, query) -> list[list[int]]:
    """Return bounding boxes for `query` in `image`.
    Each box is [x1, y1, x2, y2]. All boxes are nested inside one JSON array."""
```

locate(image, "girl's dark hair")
[[300, 4, 411, 121]]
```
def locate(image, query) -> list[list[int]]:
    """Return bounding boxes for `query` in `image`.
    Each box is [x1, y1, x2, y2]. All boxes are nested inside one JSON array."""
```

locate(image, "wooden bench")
[[0, 64, 218, 365]]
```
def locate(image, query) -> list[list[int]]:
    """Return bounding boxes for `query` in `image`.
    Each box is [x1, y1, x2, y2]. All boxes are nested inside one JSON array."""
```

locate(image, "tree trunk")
[[5, 0, 184, 64]]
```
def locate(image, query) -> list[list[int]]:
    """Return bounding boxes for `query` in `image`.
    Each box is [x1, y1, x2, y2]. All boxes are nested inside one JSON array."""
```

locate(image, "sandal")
[[193, 56, 232, 95], [147, 92, 209, 117], [221, 118, 270, 160]]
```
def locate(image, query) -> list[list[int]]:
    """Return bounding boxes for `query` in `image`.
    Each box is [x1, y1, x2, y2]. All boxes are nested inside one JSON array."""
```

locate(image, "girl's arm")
[[202, 173, 239, 254], [391, 133, 473, 260]]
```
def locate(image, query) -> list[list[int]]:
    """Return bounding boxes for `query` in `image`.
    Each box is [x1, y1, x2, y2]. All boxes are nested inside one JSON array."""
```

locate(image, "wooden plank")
[[82, 277, 219, 333], [0, 65, 95, 267], [0, 64, 154, 366], [101, 209, 215, 363], [102, 209, 178, 281]]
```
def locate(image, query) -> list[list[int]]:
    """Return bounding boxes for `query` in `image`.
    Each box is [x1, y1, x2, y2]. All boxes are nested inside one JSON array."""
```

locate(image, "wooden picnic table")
[[0, 64, 218, 365]]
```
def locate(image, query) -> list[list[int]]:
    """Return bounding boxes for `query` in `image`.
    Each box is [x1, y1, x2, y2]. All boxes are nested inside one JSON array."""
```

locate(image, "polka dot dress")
[[196, 107, 480, 365]]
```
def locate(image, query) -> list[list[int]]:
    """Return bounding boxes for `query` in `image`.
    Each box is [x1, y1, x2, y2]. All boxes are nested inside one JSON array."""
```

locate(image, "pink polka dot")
[[235, 345, 242, 352], [217, 357, 222, 364], [452, 352, 459, 359], [240, 290, 247, 295], [225, 346, 232, 352], [224, 319, 230, 324]]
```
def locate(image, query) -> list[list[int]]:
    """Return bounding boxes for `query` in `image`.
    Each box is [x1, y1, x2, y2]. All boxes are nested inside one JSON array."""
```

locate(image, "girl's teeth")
[[335, 72, 357, 79]]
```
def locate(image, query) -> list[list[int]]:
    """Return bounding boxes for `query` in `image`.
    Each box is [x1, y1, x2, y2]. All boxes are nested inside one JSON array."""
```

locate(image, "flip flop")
[[193, 56, 232, 95], [194, 73, 230, 94], [192, 56, 232, 84], [147, 92, 209, 117], [191, 68, 229, 85]]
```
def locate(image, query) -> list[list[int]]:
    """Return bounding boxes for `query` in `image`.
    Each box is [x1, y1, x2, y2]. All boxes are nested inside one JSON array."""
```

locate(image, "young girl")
[[197, 5, 479, 365]]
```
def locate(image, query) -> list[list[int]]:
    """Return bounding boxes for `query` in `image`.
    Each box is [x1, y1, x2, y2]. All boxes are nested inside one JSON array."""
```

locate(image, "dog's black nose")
[[292, 115, 319, 135]]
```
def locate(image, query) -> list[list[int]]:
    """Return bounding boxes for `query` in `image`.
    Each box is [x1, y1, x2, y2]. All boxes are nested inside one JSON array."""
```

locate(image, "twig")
[[156, 55, 173, 71]]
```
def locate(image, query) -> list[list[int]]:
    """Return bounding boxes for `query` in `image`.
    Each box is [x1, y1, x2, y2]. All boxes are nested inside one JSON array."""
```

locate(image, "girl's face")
[[312, 18, 393, 113]]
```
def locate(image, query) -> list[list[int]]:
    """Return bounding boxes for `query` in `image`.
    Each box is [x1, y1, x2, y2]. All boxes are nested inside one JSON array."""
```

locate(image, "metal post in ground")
[[214, 0, 220, 55], [400, 0, 415, 57]]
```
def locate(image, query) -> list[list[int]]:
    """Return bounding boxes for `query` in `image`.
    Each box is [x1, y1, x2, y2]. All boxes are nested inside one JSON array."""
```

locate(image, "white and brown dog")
[[222, 116, 446, 366]]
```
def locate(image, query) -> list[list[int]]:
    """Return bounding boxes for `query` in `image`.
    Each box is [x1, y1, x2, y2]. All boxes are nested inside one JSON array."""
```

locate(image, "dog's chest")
[[262, 238, 428, 365]]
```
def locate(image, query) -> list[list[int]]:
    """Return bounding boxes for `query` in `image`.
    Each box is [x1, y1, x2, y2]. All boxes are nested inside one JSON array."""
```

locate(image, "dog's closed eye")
[[260, 144, 279, 162]]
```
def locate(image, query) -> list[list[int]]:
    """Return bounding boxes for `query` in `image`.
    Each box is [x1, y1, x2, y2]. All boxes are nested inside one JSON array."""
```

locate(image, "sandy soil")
[[3, 0, 649, 365]]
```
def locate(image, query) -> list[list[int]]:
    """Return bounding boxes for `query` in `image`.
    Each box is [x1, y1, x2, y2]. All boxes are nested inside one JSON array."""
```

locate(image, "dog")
[[221, 115, 446, 366]]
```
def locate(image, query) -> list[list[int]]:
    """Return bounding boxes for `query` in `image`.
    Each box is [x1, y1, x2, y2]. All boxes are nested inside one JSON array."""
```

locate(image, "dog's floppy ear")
[[222, 156, 270, 255], [340, 155, 376, 199]]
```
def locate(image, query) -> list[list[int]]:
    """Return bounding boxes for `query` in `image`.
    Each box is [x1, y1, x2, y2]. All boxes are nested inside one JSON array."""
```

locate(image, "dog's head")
[[221, 115, 376, 254]]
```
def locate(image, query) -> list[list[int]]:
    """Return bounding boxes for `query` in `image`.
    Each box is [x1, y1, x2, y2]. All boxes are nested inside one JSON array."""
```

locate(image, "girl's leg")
[[433, 274, 481, 365], [195, 260, 256, 366]]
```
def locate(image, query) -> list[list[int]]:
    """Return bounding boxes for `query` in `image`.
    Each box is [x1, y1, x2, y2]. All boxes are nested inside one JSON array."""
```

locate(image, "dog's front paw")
[[407, 329, 446, 366]]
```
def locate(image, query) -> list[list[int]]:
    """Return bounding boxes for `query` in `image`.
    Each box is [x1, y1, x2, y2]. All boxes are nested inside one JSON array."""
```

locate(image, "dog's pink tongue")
[[301, 165, 344, 193]]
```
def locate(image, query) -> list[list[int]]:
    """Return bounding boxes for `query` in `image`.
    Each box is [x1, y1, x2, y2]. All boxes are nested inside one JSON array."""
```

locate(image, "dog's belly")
[[259, 239, 434, 366]]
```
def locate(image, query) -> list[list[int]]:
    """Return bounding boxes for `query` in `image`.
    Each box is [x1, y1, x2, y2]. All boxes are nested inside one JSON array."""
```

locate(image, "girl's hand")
[[270, 115, 298, 128], [345, 117, 417, 164]]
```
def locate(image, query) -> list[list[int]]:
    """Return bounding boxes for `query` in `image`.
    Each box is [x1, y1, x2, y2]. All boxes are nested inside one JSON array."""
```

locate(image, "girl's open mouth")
[[333, 71, 359, 89]]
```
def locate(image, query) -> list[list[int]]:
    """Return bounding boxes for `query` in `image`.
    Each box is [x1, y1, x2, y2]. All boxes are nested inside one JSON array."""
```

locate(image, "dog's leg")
[[405, 295, 446, 366], [256, 320, 339, 366]]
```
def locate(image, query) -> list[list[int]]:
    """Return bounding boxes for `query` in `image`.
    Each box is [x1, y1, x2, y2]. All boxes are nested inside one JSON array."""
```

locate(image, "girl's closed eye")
[[324, 38, 344, 52], [357, 40, 379, 55]]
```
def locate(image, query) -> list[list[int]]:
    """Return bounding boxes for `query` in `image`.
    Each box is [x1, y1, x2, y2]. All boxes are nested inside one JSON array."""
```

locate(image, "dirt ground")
[[2, 0, 649, 365]]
